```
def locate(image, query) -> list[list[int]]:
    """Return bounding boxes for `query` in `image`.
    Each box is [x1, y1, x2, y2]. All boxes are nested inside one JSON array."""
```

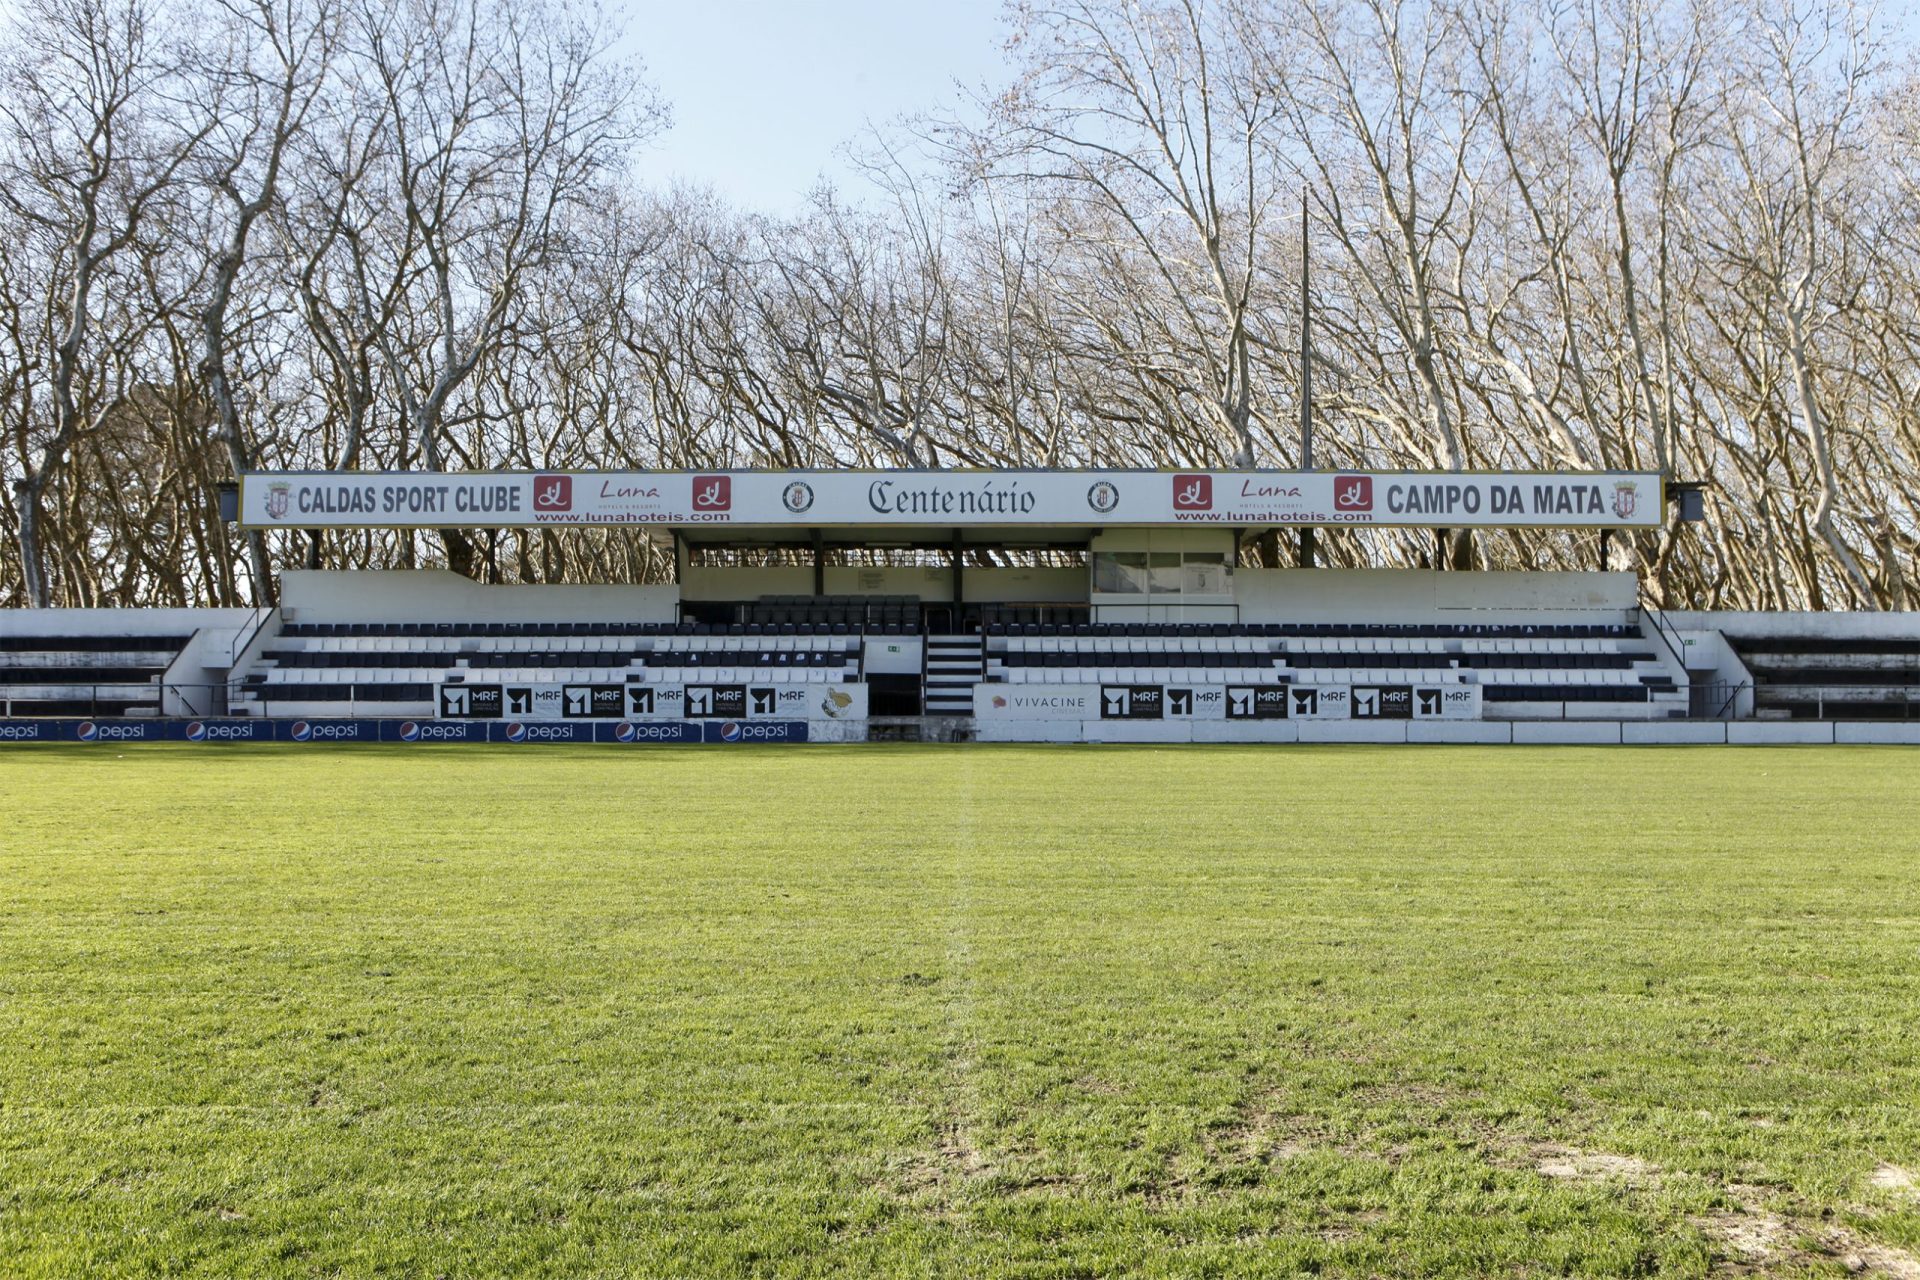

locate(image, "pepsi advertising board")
[[599, 721, 701, 744], [392, 720, 487, 742], [0, 716, 814, 745], [181, 719, 271, 741], [285, 719, 373, 742], [703, 720, 808, 743]]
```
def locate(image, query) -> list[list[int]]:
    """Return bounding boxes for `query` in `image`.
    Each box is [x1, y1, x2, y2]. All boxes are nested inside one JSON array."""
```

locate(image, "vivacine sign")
[[240, 469, 1663, 530]]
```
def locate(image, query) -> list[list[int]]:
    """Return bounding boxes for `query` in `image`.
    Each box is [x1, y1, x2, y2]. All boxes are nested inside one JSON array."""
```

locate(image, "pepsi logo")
[[615, 722, 636, 743], [399, 721, 421, 742], [506, 722, 528, 743], [720, 721, 743, 742], [186, 721, 207, 741], [76, 721, 98, 741], [290, 721, 312, 741]]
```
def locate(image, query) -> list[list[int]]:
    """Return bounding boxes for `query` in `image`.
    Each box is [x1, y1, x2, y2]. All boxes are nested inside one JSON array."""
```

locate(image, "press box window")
[[1183, 553, 1230, 595], [1148, 552, 1183, 594], [1094, 551, 1149, 594]]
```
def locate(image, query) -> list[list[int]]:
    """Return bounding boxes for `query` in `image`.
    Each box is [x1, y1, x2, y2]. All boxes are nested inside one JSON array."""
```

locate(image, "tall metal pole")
[[1299, 188, 1317, 569]]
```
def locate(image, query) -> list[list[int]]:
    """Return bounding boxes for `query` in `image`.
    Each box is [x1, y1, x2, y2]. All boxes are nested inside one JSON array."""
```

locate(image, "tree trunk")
[[13, 478, 48, 608]]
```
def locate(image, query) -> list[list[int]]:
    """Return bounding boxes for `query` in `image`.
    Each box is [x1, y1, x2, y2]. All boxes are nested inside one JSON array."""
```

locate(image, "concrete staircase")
[[924, 635, 985, 716]]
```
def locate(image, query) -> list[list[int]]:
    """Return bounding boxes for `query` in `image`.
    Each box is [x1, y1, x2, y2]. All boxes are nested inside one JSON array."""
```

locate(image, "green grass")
[[2, 744, 1919, 1278]]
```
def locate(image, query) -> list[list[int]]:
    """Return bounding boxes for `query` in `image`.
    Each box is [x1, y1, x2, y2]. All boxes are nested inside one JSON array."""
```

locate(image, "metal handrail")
[[1636, 593, 1688, 673], [228, 605, 277, 668], [1712, 681, 1751, 720]]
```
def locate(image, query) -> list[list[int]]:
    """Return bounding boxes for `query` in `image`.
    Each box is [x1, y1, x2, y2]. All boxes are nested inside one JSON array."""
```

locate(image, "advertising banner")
[[0, 716, 816, 744], [443, 681, 867, 723], [284, 718, 373, 742], [180, 719, 272, 742], [703, 720, 809, 743], [390, 719, 487, 742], [242, 468, 1665, 530], [973, 681, 1479, 723], [492, 721, 593, 744], [972, 687, 1097, 719], [596, 721, 702, 744]]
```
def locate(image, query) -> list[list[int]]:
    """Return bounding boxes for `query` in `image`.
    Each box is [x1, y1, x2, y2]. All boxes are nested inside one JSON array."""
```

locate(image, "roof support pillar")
[[951, 530, 964, 610]]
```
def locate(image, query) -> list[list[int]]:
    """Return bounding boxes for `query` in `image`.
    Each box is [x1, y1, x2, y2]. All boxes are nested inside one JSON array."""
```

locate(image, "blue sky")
[[623, 0, 1011, 212]]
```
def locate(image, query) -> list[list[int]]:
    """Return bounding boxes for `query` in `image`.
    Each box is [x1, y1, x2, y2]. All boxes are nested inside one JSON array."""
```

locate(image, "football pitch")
[[3, 745, 1918, 1278]]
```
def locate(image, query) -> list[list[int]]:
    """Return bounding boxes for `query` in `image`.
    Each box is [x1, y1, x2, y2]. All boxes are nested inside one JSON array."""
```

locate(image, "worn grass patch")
[[2, 743, 1918, 1277]]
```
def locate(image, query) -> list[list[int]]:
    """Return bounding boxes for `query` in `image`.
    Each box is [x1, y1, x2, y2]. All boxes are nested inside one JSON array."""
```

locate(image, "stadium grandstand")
[[1, 467, 1915, 744]]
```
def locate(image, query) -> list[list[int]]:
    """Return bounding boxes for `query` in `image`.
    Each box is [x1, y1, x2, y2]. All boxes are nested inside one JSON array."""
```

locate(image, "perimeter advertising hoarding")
[[241, 469, 1664, 530], [0, 718, 790, 744], [974, 683, 1482, 722], [442, 681, 867, 723]]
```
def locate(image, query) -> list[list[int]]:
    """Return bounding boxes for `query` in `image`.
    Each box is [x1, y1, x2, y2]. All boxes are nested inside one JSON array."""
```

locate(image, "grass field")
[[2, 744, 1919, 1278]]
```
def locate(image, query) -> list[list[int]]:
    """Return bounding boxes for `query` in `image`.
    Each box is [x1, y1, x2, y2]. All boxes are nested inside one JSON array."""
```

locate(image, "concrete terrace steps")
[[924, 635, 985, 716]]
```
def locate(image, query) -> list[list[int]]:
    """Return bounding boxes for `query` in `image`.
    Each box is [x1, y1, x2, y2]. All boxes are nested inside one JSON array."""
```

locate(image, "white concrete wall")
[[0, 607, 251, 638], [1233, 569, 1637, 623], [280, 569, 679, 623], [1667, 610, 1920, 641], [826, 566, 954, 598], [1727, 722, 1837, 744], [966, 719, 1920, 745], [963, 567, 1086, 603], [681, 564, 1087, 605], [1834, 723, 1920, 744], [1091, 604, 1239, 623], [164, 609, 278, 714], [680, 566, 812, 600], [1671, 628, 1752, 717]]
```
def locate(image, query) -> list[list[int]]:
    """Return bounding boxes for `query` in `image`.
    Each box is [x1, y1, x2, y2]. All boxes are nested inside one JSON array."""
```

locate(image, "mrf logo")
[[1100, 685, 1164, 720], [532, 474, 572, 512], [440, 683, 502, 719], [685, 685, 746, 719], [1352, 685, 1412, 720], [1291, 687, 1319, 717], [691, 475, 731, 511], [1227, 687, 1288, 719], [1172, 474, 1212, 510], [560, 685, 625, 718], [1334, 475, 1373, 512]]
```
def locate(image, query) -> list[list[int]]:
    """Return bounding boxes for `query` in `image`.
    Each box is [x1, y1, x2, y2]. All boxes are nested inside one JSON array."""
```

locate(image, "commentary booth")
[[209, 467, 1691, 744]]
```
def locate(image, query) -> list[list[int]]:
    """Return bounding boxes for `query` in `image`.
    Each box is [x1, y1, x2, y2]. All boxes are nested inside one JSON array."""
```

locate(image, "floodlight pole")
[[1299, 188, 1317, 570]]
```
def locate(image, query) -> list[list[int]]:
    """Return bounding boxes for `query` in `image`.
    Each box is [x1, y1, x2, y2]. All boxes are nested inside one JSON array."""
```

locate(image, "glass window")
[[1183, 553, 1231, 596], [1148, 552, 1182, 594], [1094, 551, 1149, 595]]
